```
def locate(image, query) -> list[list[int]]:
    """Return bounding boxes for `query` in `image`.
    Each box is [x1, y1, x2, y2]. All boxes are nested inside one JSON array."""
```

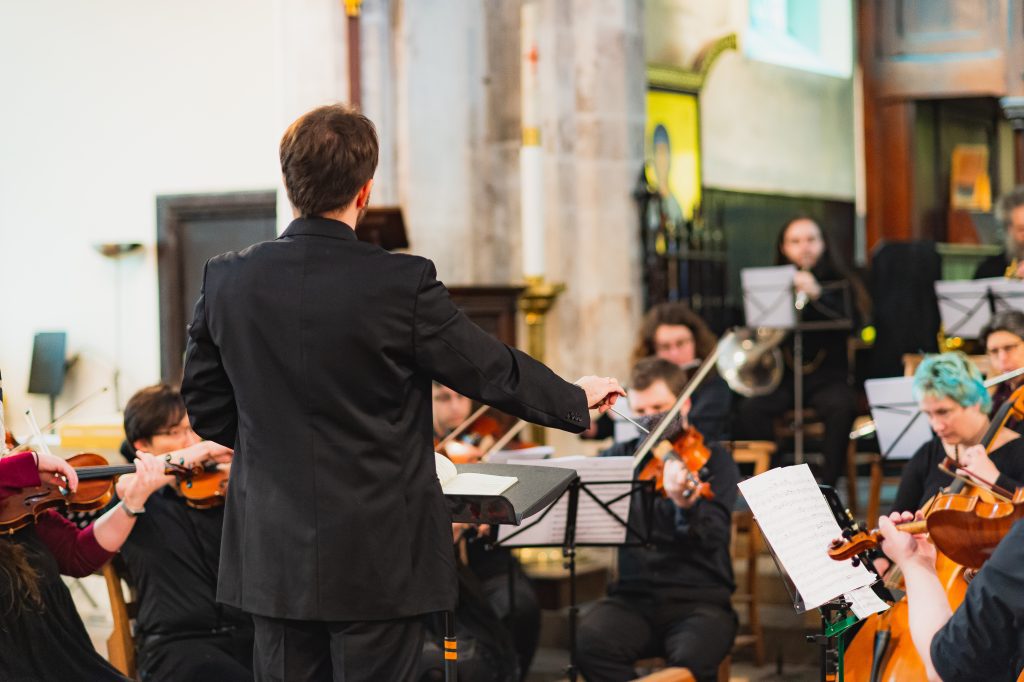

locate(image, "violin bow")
[[8, 386, 111, 455], [630, 330, 734, 470], [436, 403, 490, 451]]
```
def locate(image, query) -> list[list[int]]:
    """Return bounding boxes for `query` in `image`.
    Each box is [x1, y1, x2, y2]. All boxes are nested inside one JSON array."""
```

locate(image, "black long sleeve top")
[[600, 438, 739, 607]]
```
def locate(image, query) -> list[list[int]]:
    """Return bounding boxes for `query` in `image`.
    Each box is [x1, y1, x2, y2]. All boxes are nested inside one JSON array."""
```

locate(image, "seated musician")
[[981, 310, 1024, 417], [430, 382, 541, 679], [113, 384, 254, 682], [433, 382, 499, 462], [877, 515, 1024, 681], [584, 302, 731, 443], [630, 302, 732, 441], [973, 186, 1024, 279], [577, 357, 739, 682], [0, 448, 167, 680], [892, 352, 1024, 515], [736, 216, 865, 485]]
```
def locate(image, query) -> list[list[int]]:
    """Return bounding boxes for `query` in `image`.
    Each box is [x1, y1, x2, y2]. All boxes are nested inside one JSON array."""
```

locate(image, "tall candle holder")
[[519, 276, 565, 443]]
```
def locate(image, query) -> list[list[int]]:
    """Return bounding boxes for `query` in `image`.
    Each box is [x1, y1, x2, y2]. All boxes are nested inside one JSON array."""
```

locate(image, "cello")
[[840, 384, 1024, 682]]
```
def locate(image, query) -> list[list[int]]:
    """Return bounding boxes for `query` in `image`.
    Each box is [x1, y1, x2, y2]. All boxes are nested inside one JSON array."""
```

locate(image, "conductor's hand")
[[576, 376, 626, 414]]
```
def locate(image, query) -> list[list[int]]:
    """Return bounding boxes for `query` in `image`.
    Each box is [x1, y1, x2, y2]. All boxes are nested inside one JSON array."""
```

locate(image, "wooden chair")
[[728, 441, 773, 667], [102, 557, 138, 679]]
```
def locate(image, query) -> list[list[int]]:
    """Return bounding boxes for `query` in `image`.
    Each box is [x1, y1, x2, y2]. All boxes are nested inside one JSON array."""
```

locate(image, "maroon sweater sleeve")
[[0, 452, 41, 500], [34, 510, 115, 577]]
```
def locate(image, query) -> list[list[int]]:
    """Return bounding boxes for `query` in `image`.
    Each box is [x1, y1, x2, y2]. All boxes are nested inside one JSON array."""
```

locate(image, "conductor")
[[181, 104, 624, 681]]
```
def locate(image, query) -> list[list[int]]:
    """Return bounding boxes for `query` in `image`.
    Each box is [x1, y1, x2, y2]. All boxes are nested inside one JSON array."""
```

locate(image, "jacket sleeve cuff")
[[0, 452, 42, 496]]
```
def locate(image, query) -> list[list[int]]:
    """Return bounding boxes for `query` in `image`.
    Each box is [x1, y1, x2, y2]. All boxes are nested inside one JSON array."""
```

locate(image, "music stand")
[[461, 461, 654, 682], [864, 377, 932, 461], [740, 466, 882, 682], [935, 278, 1024, 341], [740, 268, 852, 464]]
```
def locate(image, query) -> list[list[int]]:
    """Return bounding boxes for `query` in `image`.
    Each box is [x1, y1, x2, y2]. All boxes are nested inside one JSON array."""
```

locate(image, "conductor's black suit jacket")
[[181, 217, 589, 622]]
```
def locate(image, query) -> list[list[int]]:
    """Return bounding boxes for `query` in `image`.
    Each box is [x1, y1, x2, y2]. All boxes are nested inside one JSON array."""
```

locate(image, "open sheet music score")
[[485, 445, 554, 464], [435, 453, 518, 496], [497, 456, 635, 546], [738, 464, 879, 611]]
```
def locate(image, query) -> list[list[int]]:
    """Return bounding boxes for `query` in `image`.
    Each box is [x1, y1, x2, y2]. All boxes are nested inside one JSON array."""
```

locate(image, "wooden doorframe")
[[157, 191, 277, 384]]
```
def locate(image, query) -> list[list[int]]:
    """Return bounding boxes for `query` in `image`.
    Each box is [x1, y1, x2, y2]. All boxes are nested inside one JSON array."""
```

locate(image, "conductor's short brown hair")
[[280, 104, 379, 218], [631, 357, 687, 396]]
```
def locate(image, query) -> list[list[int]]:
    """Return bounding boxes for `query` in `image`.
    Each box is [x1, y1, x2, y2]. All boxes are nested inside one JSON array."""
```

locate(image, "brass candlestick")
[[519, 276, 565, 443]]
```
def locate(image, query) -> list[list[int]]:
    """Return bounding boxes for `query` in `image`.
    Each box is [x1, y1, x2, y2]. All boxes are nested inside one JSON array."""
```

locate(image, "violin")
[[629, 335, 734, 501], [636, 424, 714, 500], [0, 452, 224, 533], [829, 486, 1024, 569]]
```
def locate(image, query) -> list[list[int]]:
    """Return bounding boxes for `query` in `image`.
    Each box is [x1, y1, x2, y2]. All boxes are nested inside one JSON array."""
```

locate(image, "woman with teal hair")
[[892, 352, 1024, 512]]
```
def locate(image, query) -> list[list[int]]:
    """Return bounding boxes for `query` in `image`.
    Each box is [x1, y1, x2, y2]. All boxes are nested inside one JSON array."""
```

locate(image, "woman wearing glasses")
[[981, 310, 1024, 417]]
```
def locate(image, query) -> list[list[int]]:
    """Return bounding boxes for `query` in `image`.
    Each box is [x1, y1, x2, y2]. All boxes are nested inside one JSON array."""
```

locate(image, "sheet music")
[[864, 376, 933, 460], [738, 465, 873, 609], [497, 456, 634, 546], [844, 585, 889, 619], [935, 279, 996, 339], [435, 453, 517, 496], [741, 265, 796, 328], [485, 445, 553, 464]]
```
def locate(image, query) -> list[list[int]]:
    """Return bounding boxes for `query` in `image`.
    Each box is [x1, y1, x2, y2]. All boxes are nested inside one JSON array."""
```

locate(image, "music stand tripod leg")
[[443, 610, 458, 682], [562, 478, 581, 682]]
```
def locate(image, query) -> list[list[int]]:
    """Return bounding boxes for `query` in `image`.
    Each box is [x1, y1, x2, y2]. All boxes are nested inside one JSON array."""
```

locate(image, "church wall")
[[0, 0, 283, 428]]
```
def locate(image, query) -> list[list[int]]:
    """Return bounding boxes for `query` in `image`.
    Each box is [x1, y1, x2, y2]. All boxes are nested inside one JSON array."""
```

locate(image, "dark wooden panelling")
[[157, 191, 277, 384]]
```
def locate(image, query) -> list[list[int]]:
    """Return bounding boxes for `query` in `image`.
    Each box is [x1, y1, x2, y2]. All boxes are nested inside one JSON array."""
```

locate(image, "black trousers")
[[736, 370, 857, 486], [139, 631, 254, 682], [576, 595, 737, 682], [252, 614, 425, 682], [481, 566, 541, 679]]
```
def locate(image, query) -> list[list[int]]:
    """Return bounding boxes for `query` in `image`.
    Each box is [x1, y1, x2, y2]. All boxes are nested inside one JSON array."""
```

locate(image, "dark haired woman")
[[0, 449, 167, 680], [630, 302, 732, 441], [735, 216, 868, 485]]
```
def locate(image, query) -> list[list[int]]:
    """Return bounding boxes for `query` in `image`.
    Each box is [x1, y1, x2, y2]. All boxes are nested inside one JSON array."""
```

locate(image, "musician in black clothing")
[[879, 515, 1024, 681], [973, 186, 1024, 279], [892, 353, 1024, 515], [584, 303, 732, 444], [115, 384, 254, 682], [577, 358, 739, 682], [736, 216, 866, 486], [980, 310, 1024, 418]]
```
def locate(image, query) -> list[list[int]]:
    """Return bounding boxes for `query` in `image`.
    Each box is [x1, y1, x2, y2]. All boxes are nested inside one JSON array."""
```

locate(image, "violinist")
[[430, 382, 541, 679], [112, 384, 253, 682], [892, 353, 1024, 515], [736, 216, 866, 485], [981, 310, 1024, 419], [432, 382, 498, 463], [577, 358, 739, 682], [877, 514, 1024, 681], [0, 448, 167, 680], [973, 186, 1024, 279]]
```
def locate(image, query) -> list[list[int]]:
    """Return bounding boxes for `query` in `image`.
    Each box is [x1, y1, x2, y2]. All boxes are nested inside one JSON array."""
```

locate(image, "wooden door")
[[157, 191, 277, 384]]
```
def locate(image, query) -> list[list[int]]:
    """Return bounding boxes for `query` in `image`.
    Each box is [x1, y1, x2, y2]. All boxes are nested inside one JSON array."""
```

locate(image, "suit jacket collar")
[[280, 217, 357, 241]]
